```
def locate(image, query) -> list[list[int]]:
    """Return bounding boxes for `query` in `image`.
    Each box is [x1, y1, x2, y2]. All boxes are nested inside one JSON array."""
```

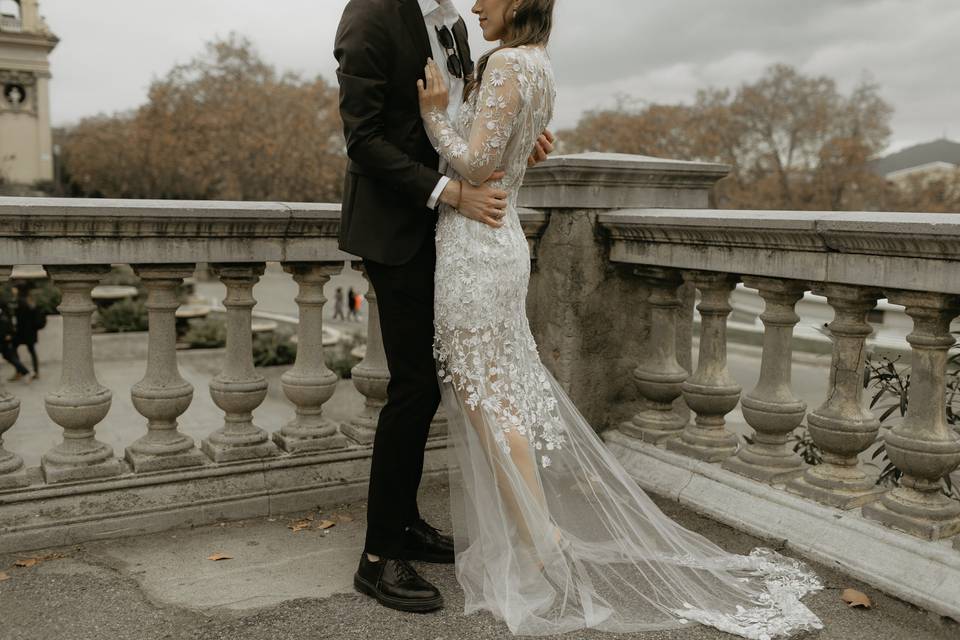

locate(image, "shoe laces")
[[393, 559, 417, 582]]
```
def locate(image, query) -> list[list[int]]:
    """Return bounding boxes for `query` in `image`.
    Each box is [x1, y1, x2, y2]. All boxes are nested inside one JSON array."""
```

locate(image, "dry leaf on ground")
[[0, 571, 10, 581], [317, 520, 336, 530], [14, 558, 39, 568], [841, 588, 872, 608], [207, 553, 233, 561], [288, 519, 313, 533]]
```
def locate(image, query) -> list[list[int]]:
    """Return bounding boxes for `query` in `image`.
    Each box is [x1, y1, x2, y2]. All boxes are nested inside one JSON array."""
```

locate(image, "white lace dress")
[[422, 45, 824, 639]]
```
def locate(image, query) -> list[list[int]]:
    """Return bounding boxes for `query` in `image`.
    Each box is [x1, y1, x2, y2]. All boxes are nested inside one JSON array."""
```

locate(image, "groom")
[[335, 0, 553, 613]]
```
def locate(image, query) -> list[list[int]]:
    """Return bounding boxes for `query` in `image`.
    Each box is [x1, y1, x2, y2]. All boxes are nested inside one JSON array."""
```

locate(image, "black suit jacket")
[[335, 0, 474, 265]]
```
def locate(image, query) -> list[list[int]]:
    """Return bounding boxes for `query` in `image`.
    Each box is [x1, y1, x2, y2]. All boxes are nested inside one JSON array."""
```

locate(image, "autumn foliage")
[[559, 64, 960, 213], [58, 35, 346, 202], [56, 41, 958, 213]]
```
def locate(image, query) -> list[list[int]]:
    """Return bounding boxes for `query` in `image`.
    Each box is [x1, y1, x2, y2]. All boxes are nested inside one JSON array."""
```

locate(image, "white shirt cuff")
[[427, 176, 451, 210]]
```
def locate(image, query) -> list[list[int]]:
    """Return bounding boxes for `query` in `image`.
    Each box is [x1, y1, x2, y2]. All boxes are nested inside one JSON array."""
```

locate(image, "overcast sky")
[[39, 0, 960, 153]]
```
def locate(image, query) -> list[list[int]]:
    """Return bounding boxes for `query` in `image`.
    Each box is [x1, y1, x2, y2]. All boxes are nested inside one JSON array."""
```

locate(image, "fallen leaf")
[[207, 553, 233, 561], [0, 571, 10, 581], [14, 558, 38, 568], [841, 588, 872, 608], [288, 518, 313, 533], [317, 520, 336, 530]]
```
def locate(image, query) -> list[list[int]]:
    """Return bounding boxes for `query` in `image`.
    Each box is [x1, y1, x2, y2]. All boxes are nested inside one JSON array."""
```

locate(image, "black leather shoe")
[[353, 554, 444, 613], [400, 518, 455, 563]]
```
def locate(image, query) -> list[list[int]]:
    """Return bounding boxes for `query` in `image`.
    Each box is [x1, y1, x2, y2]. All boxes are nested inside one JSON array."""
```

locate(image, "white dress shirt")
[[420, 0, 466, 209]]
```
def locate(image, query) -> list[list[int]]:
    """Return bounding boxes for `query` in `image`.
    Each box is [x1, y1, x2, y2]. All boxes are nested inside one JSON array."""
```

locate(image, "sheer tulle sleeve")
[[423, 50, 525, 185]]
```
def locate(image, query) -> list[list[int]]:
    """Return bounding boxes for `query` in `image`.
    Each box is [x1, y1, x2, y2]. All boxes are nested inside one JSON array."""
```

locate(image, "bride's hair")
[[464, 0, 555, 100]]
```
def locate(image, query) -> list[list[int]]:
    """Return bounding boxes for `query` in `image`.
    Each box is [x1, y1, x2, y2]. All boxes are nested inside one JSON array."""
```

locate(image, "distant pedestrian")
[[333, 287, 345, 321], [0, 305, 30, 383], [353, 291, 364, 321], [347, 287, 359, 322], [14, 287, 44, 379]]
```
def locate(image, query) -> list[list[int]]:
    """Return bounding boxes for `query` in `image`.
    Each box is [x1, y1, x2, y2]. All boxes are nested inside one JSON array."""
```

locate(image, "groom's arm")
[[334, 0, 443, 209]]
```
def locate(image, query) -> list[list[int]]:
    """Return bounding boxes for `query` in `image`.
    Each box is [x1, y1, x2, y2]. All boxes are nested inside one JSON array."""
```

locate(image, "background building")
[[0, 0, 57, 186], [872, 137, 960, 187]]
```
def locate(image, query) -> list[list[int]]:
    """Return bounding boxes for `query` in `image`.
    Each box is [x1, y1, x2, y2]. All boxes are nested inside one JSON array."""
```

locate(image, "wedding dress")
[[422, 45, 824, 638]]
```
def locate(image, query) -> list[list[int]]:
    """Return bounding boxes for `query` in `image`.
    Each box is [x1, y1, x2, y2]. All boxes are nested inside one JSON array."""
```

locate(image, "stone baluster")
[[341, 264, 389, 445], [668, 271, 741, 461], [724, 278, 808, 482], [274, 262, 347, 453], [620, 267, 689, 443], [0, 267, 27, 489], [201, 263, 279, 462], [863, 292, 960, 538], [42, 265, 121, 483], [787, 285, 885, 508], [125, 265, 205, 472]]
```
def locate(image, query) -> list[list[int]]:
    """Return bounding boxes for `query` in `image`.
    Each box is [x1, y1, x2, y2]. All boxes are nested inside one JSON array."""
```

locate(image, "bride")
[[416, 0, 825, 638]]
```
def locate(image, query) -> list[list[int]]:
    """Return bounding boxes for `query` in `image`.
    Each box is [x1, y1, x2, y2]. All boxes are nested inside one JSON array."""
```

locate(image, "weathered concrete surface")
[[1, 481, 956, 640]]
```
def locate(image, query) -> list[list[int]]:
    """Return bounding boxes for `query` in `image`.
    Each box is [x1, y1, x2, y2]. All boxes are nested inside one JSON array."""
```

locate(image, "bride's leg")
[[452, 375, 552, 549]]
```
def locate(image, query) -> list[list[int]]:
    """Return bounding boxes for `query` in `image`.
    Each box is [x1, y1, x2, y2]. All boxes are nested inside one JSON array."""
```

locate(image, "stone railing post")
[[126, 265, 205, 472], [724, 277, 808, 482], [202, 263, 279, 462], [669, 271, 741, 462], [619, 267, 688, 443], [519, 153, 728, 430], [0, 266, 27, 489], [863, 292, 960, 538], [274, 262, 347, 453], [42, 265, 121, 483], [341, 264, 389, 444], [787, 285, 884, 508]]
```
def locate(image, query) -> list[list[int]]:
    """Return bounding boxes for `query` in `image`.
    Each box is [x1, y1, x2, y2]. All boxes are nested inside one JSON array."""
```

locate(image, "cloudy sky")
[[38, 0, 960, 153]]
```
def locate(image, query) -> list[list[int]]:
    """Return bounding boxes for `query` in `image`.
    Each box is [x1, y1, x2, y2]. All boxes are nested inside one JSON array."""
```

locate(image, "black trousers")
[[2, 342, 28, 376], [362, 237, 442, 557]]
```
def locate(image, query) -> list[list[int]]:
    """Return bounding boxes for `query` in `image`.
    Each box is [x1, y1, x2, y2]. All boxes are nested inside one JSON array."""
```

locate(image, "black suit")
[[334, 0, 473, 557]]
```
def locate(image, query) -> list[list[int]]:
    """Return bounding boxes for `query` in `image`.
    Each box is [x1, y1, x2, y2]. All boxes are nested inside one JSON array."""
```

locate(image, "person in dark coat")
[[14, 287, 44, 379], [1, 304, 30, 382], [347, 286, 359, 322]]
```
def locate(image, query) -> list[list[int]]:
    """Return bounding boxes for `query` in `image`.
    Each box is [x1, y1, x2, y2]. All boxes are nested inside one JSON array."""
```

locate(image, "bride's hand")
[[418, 59, 449, 116]]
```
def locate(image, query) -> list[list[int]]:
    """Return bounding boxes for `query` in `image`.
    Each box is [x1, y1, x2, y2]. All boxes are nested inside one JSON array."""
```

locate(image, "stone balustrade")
[[597, 205, 960, 622], [0, 196, 553, 555], [0, 154, 959, 623]]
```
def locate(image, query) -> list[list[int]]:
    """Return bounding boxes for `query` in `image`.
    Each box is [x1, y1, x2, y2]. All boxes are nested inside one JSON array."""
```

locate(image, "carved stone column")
[[274, 262, 347, 453], [42, 265, 121, 483], [668, 271, 741, 462], [126, 265, 205, 472], [787, 285, 885, 508], [724, 278, 807, 482], [0, 267, 27, 489], [201, 263, 279, 462], [863, 292, 960, 539], [620, 267, 688, 443], [341, 265, 389, 445]]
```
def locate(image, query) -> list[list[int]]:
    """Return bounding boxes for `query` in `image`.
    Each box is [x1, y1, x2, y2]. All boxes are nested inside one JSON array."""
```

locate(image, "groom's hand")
[[439, 172, 508, 229]]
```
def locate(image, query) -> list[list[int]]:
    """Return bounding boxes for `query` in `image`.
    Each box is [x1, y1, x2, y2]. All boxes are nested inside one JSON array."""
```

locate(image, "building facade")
[[0, 0, 57, 185]]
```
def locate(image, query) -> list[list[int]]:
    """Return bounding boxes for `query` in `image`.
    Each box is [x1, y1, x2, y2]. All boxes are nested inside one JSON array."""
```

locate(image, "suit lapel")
[[452, 18, 474, 76], [399, 0, 432, 65]]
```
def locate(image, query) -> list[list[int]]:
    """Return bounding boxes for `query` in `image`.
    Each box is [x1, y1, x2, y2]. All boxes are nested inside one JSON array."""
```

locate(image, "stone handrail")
[[592, 206, 960, 621], [0, 196, 551, 555]]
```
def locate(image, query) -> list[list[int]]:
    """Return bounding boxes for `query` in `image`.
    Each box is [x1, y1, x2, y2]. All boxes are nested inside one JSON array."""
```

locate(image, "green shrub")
[[183, 318, 227, 348], [324, 332, 364, 379], [253, 328, 298, 367], [96, 298, 149, 333]]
